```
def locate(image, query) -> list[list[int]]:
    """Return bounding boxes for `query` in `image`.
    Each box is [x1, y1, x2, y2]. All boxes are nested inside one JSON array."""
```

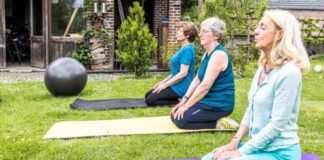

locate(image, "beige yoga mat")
[[44, 116, 238, 139]]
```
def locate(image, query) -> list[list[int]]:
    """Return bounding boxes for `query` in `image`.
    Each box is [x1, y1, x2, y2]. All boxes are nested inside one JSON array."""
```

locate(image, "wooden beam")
[[63, 8, 78, 37], [45, 0, 50, 66], [0, 0, 6, 68]]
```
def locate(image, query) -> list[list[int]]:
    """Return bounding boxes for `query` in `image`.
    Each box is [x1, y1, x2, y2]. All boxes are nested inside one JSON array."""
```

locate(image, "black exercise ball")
[[44, 57, 87, 96]]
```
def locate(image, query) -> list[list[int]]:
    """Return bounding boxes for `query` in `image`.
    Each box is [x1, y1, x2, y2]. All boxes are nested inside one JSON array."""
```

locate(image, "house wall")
[[288, 10, 324, 54], [288, 10, 324, 19], [102, 0, 114, 68], [168, 0, 181, 44], [153, 0, 168, 37]]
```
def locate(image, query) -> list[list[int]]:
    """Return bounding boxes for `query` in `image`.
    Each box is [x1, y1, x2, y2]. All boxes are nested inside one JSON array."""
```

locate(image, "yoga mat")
[[70, 98, 148, 110], [302, 154, 321, 160], [44, 116, 238, 139], [170, 154, 320, 160]]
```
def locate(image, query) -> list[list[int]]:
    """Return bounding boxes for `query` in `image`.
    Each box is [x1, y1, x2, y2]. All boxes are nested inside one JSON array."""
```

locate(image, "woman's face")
[[199, 26, 216, 46], [254, 15, 279, 52], [176, 28, 186, 42]]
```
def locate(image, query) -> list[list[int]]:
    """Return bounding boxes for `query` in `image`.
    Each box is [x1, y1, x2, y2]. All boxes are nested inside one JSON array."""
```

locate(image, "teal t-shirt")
[[169, 44, 195, 96], [197, 44, 235, 111]]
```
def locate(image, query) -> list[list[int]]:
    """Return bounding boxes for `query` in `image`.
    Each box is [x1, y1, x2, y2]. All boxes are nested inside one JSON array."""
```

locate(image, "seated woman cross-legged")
[[202, 10, 310, 160], [145, 22, 198, 106], [170, 17, 235, 129]]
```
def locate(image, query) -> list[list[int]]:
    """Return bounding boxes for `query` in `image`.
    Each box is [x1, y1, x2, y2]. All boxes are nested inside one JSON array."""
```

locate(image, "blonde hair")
[[258, 10, 310, 74]]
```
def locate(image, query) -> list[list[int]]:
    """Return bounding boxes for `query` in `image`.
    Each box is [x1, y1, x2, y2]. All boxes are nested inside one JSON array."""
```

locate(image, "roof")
[[268, 0, 324, 10]]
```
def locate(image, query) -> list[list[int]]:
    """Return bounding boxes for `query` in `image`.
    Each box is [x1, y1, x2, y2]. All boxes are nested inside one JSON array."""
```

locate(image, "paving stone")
[[0, 72, 123, 83]]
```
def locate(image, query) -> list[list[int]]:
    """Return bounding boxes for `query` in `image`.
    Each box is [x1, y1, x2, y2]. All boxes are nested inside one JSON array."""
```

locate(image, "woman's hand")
[[175, 98, 186, 108], [153, 83, 167, 93], [171, 99, 187, 115], [212, 138, 240, 158], [213, 150, 241, 160], [153, 82, 162, 90], [173, 106, 188, 120], [170, 106, 179, 115]]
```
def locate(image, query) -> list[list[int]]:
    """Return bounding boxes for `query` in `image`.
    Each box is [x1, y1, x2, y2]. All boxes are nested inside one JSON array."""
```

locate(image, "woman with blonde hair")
[[202, 10, 310, 160]]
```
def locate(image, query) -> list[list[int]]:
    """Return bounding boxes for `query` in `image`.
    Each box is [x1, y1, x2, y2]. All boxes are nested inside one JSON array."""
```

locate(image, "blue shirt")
[[197, 44, 235, 111], [170, 44, 195, 96], [238, 63, 302, 155]]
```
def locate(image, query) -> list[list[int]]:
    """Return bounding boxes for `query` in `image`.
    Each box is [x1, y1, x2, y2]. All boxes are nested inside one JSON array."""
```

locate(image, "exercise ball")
[[44, 57, 87, 96], [314, 65, 323, 73]]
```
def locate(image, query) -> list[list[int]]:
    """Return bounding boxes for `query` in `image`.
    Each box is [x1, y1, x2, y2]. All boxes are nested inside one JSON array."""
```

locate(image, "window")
[[32, 0, 43, 35], [51, 0, 84, 36]]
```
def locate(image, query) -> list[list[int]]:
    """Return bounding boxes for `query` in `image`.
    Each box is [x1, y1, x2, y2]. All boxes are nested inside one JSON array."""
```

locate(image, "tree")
[[301, 18, 324, 55], [116, 2, 157, 77], [199, 0, 267, 77]]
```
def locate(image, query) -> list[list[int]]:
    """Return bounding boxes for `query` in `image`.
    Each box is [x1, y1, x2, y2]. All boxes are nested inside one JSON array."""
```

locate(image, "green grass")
[[0, 58, 324, 160]]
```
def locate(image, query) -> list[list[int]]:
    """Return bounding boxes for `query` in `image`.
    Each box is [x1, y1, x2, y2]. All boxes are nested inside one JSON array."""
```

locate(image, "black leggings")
[[171, 104, 232, 129], [145, 87, 180, 106]]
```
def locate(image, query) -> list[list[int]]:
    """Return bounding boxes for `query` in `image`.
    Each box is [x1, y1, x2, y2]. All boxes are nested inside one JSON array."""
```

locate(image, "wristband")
[[183, 96, 189, 100]]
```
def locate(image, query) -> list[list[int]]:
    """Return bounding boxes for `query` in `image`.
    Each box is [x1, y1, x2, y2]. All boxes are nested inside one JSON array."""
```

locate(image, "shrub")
[[70, 41, 93, 68], [162, 43, 181, 68], [69, 27, 111, 68], [229, 44, 259, 77], [116, 2, 157, 77]]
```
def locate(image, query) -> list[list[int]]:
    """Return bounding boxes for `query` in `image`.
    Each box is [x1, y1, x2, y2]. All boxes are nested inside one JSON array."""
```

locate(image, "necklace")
[[264, 66, 272, 74]]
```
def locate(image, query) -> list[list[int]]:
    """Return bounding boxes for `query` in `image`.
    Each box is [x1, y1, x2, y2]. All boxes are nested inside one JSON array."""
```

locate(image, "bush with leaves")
[[70, 41, 93, 68], [69, 27, 112, 68], [229, 44, 259, 77], [301, 18, 324, 56], [162, 43, 181, 69], [70, 0, 113, 68], [116, 2, 157, 77]]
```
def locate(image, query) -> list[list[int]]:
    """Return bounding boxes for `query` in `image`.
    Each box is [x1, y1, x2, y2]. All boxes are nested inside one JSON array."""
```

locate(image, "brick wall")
[[168, 0, 182, 44], [103, 0, 114, 68], [91, 0, 114, 69], [153, 0, 168, 37]]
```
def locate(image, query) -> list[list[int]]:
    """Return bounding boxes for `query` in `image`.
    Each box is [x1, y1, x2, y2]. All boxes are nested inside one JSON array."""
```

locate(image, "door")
[[30, 0, 47, 68], [0, 0, 6, 68]]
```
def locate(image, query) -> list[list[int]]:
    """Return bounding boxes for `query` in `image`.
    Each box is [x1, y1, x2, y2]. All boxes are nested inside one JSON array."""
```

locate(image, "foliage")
[[301, 18, 324, 53], [193, 37, 205, 72], [194, 0, 267, 77], [162, 37, 204, 74], [70, 0, 113, 68], [162, 43, 181, 68], [181, 1, 199, 21], [70, 41, 93, 68], [69, 27, 112, 68], [0, 59, 324, 159], [229, 45, 259, 77], [116, 2, 157, 77], [199, 0, 267, 45]]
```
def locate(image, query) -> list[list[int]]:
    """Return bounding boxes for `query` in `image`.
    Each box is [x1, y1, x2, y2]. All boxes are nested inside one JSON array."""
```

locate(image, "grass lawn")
[[0, 57, 323, 160]]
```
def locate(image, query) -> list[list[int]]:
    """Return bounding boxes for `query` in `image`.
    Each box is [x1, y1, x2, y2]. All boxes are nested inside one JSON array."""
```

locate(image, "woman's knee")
[[145, 97, 156, 106], [172, 117, 189, 129]]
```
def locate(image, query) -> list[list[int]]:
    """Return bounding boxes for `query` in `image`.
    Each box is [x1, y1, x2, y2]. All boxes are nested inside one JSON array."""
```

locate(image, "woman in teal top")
[[171, 17, 235, 129], [145, 22, 198, 106], [202, 10, 310, 160]]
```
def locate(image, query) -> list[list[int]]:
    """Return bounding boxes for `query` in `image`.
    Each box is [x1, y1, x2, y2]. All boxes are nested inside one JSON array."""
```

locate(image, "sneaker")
[[216, 117, 239, 130]]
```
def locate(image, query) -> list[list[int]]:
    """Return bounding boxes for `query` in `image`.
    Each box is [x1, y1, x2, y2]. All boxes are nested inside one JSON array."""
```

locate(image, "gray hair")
[[201, 17, 226, 36]]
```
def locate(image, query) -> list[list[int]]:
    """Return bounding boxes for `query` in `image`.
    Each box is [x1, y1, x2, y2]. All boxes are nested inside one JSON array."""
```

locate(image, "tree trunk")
[[198, 0, 204, 14]]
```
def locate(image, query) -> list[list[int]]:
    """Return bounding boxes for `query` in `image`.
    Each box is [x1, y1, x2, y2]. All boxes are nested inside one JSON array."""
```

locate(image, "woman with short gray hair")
[[171, 17, 235, 129]]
